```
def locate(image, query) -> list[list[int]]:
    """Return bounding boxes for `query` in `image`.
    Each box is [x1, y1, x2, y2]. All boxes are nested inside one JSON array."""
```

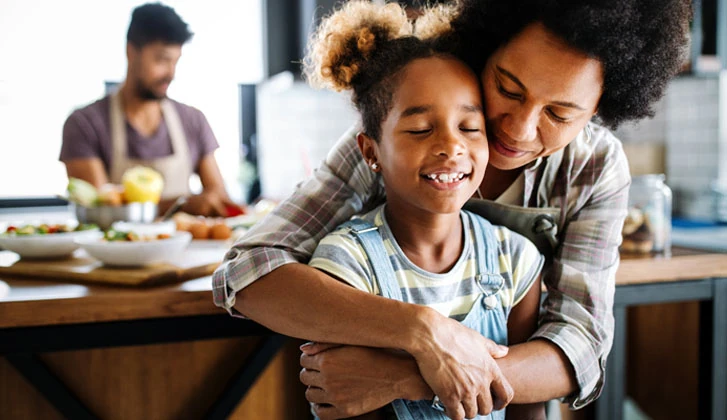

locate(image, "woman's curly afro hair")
[[451, 0, 692, 129]]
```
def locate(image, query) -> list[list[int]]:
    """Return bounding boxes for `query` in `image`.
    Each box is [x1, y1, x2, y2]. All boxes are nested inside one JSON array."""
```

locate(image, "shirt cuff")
[[531, 322, 606, 409], [212, 247, 300, 317]]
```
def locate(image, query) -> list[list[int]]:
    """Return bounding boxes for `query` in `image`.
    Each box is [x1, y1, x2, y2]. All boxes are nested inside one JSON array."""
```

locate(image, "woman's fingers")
[[312, 403, 341, 420], [462, 394, 479, 419], [484, 340, 509, 359], [476, 391, 494, 416], [299, 368, 321, 387], [490, 371, 514, 410], [300, 341, 342, 355], [443, 404, 466, 420], [305, 386, 328, 404]]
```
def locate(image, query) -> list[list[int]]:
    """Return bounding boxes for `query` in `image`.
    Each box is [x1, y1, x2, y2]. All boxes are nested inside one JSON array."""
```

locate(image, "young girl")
[[305, 2, 544, 420]]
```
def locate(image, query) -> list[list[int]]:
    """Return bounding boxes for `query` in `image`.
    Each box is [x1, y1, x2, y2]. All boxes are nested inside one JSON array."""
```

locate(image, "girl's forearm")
[[496, 340, 578, 403]]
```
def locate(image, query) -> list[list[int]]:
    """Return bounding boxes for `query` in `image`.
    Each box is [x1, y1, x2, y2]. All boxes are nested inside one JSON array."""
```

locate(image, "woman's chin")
[[487, 156, 523, 171]]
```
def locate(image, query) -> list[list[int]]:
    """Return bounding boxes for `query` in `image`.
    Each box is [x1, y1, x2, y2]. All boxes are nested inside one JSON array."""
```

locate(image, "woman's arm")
[[504, 276, 547, 420], [521, 130, 630, 408]]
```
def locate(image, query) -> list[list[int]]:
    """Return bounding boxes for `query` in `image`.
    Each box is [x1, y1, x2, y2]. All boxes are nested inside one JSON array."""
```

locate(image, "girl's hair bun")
[[414, 3, 458, 41], [304, 1, 412, 92]]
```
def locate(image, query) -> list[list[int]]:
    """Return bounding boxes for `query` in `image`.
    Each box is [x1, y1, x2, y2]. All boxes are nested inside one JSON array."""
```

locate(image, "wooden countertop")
[[617, 252, 727, 285], [2, 249, 726, 329], [0, 276, 220, 328]]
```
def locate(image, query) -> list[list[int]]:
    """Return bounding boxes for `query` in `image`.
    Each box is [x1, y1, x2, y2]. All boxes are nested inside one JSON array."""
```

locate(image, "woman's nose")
[[502, 104, 539, 142]]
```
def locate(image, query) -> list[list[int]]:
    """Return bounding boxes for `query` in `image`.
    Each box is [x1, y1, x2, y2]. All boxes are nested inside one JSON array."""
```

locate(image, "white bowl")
[[0, 229, 102, 259], [111, 220, 176, 237], [75, 231, 192, 267]]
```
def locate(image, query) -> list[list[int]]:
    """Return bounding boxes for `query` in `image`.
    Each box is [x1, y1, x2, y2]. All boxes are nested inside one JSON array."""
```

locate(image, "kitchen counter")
[[0, 270, 308, 420], [595, 248, 727, 420]]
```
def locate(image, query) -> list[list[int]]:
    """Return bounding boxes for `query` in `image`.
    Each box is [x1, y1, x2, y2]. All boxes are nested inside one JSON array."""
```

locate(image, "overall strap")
[[340, 219, 402, 301], [469, 213, 504, 309]]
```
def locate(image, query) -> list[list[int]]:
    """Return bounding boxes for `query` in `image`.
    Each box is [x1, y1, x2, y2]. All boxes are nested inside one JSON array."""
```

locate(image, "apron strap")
[[464, 198, 559, 259]]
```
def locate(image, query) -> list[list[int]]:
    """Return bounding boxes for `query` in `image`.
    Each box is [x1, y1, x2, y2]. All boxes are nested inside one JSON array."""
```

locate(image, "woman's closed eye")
[[496, 80, 522, 100], [546, 108, 569, 123]]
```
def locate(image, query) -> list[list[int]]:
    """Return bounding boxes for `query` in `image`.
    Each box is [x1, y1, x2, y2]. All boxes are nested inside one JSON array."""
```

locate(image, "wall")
[[255, 74, 359, 200], [615, 73, 725, 220]]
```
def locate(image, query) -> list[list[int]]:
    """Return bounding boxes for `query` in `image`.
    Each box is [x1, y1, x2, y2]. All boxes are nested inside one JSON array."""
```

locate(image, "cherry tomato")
[[225, 205, 245, 217]]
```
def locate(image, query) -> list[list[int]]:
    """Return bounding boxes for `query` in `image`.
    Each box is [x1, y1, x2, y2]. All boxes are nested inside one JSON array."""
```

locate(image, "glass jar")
[[622, 174, 672, 254]]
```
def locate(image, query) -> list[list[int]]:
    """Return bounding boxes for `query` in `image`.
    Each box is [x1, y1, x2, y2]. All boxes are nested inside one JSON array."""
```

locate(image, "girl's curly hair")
[[303, 1, 458, 141], [451, 0, 691, 129]]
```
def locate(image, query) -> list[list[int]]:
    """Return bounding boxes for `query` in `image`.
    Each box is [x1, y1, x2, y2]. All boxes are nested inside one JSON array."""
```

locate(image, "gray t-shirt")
[[59, 96, 219, 174]]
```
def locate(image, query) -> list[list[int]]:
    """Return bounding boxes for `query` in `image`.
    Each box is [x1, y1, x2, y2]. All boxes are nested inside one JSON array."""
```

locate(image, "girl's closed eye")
[[460, 126, 482, 133], [406, 128, 432, 135]]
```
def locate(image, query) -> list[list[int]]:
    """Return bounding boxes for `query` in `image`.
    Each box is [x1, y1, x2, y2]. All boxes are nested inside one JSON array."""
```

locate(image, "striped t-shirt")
[[310, 205, 544, 320]]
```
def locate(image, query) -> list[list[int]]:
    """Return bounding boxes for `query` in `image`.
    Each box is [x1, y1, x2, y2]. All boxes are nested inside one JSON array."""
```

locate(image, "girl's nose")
[[434, 129, 465, 157]]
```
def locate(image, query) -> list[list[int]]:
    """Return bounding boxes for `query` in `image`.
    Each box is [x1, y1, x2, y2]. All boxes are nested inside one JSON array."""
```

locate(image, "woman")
[[212, 0, 690, 418]]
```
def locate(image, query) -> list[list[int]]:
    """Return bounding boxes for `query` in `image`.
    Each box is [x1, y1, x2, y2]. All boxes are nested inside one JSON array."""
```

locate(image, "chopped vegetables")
[[103, 229, 171, 242], [1, 223, 98, 236]]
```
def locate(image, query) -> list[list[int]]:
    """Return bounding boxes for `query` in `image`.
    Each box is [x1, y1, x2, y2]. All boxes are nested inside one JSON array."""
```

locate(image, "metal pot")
[[74, 202, 158, 230]]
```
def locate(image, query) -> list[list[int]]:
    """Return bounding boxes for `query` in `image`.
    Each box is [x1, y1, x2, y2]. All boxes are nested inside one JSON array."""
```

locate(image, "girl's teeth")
[[426, 173, 465, 183]]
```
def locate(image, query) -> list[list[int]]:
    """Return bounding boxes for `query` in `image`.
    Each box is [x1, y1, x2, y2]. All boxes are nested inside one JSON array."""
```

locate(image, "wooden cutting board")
[[0, 242, 228, 287]]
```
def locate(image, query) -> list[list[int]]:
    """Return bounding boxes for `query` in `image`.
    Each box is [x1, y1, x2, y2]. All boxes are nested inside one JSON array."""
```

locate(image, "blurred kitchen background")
[[2, 0, 726, 223], [0, 1, 726, 420]]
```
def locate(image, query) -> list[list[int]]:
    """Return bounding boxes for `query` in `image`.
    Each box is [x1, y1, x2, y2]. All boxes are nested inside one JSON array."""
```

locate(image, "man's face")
[[128, 41, 182, 100]]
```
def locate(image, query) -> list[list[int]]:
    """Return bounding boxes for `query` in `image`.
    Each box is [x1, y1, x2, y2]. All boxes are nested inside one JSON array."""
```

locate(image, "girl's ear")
[[356, 132, 379, 166]]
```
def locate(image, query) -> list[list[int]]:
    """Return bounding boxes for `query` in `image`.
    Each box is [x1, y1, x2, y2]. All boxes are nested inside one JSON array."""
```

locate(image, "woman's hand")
[[299, 343, 429, 419], [410, 314, 514, 420]]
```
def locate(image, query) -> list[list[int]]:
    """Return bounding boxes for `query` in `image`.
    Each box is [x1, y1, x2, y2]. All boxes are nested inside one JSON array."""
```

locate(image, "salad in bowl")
[[0, 223, 101, 259]]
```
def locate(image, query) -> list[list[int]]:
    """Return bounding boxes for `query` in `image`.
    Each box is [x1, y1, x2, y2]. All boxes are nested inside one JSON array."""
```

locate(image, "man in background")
[[60, 2, 242, 217]]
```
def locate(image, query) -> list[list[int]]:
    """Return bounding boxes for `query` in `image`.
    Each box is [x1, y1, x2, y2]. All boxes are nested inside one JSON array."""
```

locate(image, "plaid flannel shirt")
[[212, 122, 630, 409]]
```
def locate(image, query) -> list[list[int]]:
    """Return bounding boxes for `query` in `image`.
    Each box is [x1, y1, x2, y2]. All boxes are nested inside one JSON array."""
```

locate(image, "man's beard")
[[136, 81, 169, 101]]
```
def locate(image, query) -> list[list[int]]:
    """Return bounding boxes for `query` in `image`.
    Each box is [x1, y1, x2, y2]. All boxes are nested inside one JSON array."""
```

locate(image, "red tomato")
[[225, 205, 245, 217]]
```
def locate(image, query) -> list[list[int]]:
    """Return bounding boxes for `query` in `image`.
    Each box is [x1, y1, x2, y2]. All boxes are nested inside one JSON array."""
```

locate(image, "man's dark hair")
[[451, 0, 692, 129], [127, 2, 194, 47]]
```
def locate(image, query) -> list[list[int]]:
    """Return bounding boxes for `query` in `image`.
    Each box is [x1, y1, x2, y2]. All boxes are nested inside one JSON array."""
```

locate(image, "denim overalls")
[[343, 212, 508, 420]]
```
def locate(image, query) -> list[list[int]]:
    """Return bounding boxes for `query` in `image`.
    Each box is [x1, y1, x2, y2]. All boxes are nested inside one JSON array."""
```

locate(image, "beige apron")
[[109, 90, 191, 200]]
